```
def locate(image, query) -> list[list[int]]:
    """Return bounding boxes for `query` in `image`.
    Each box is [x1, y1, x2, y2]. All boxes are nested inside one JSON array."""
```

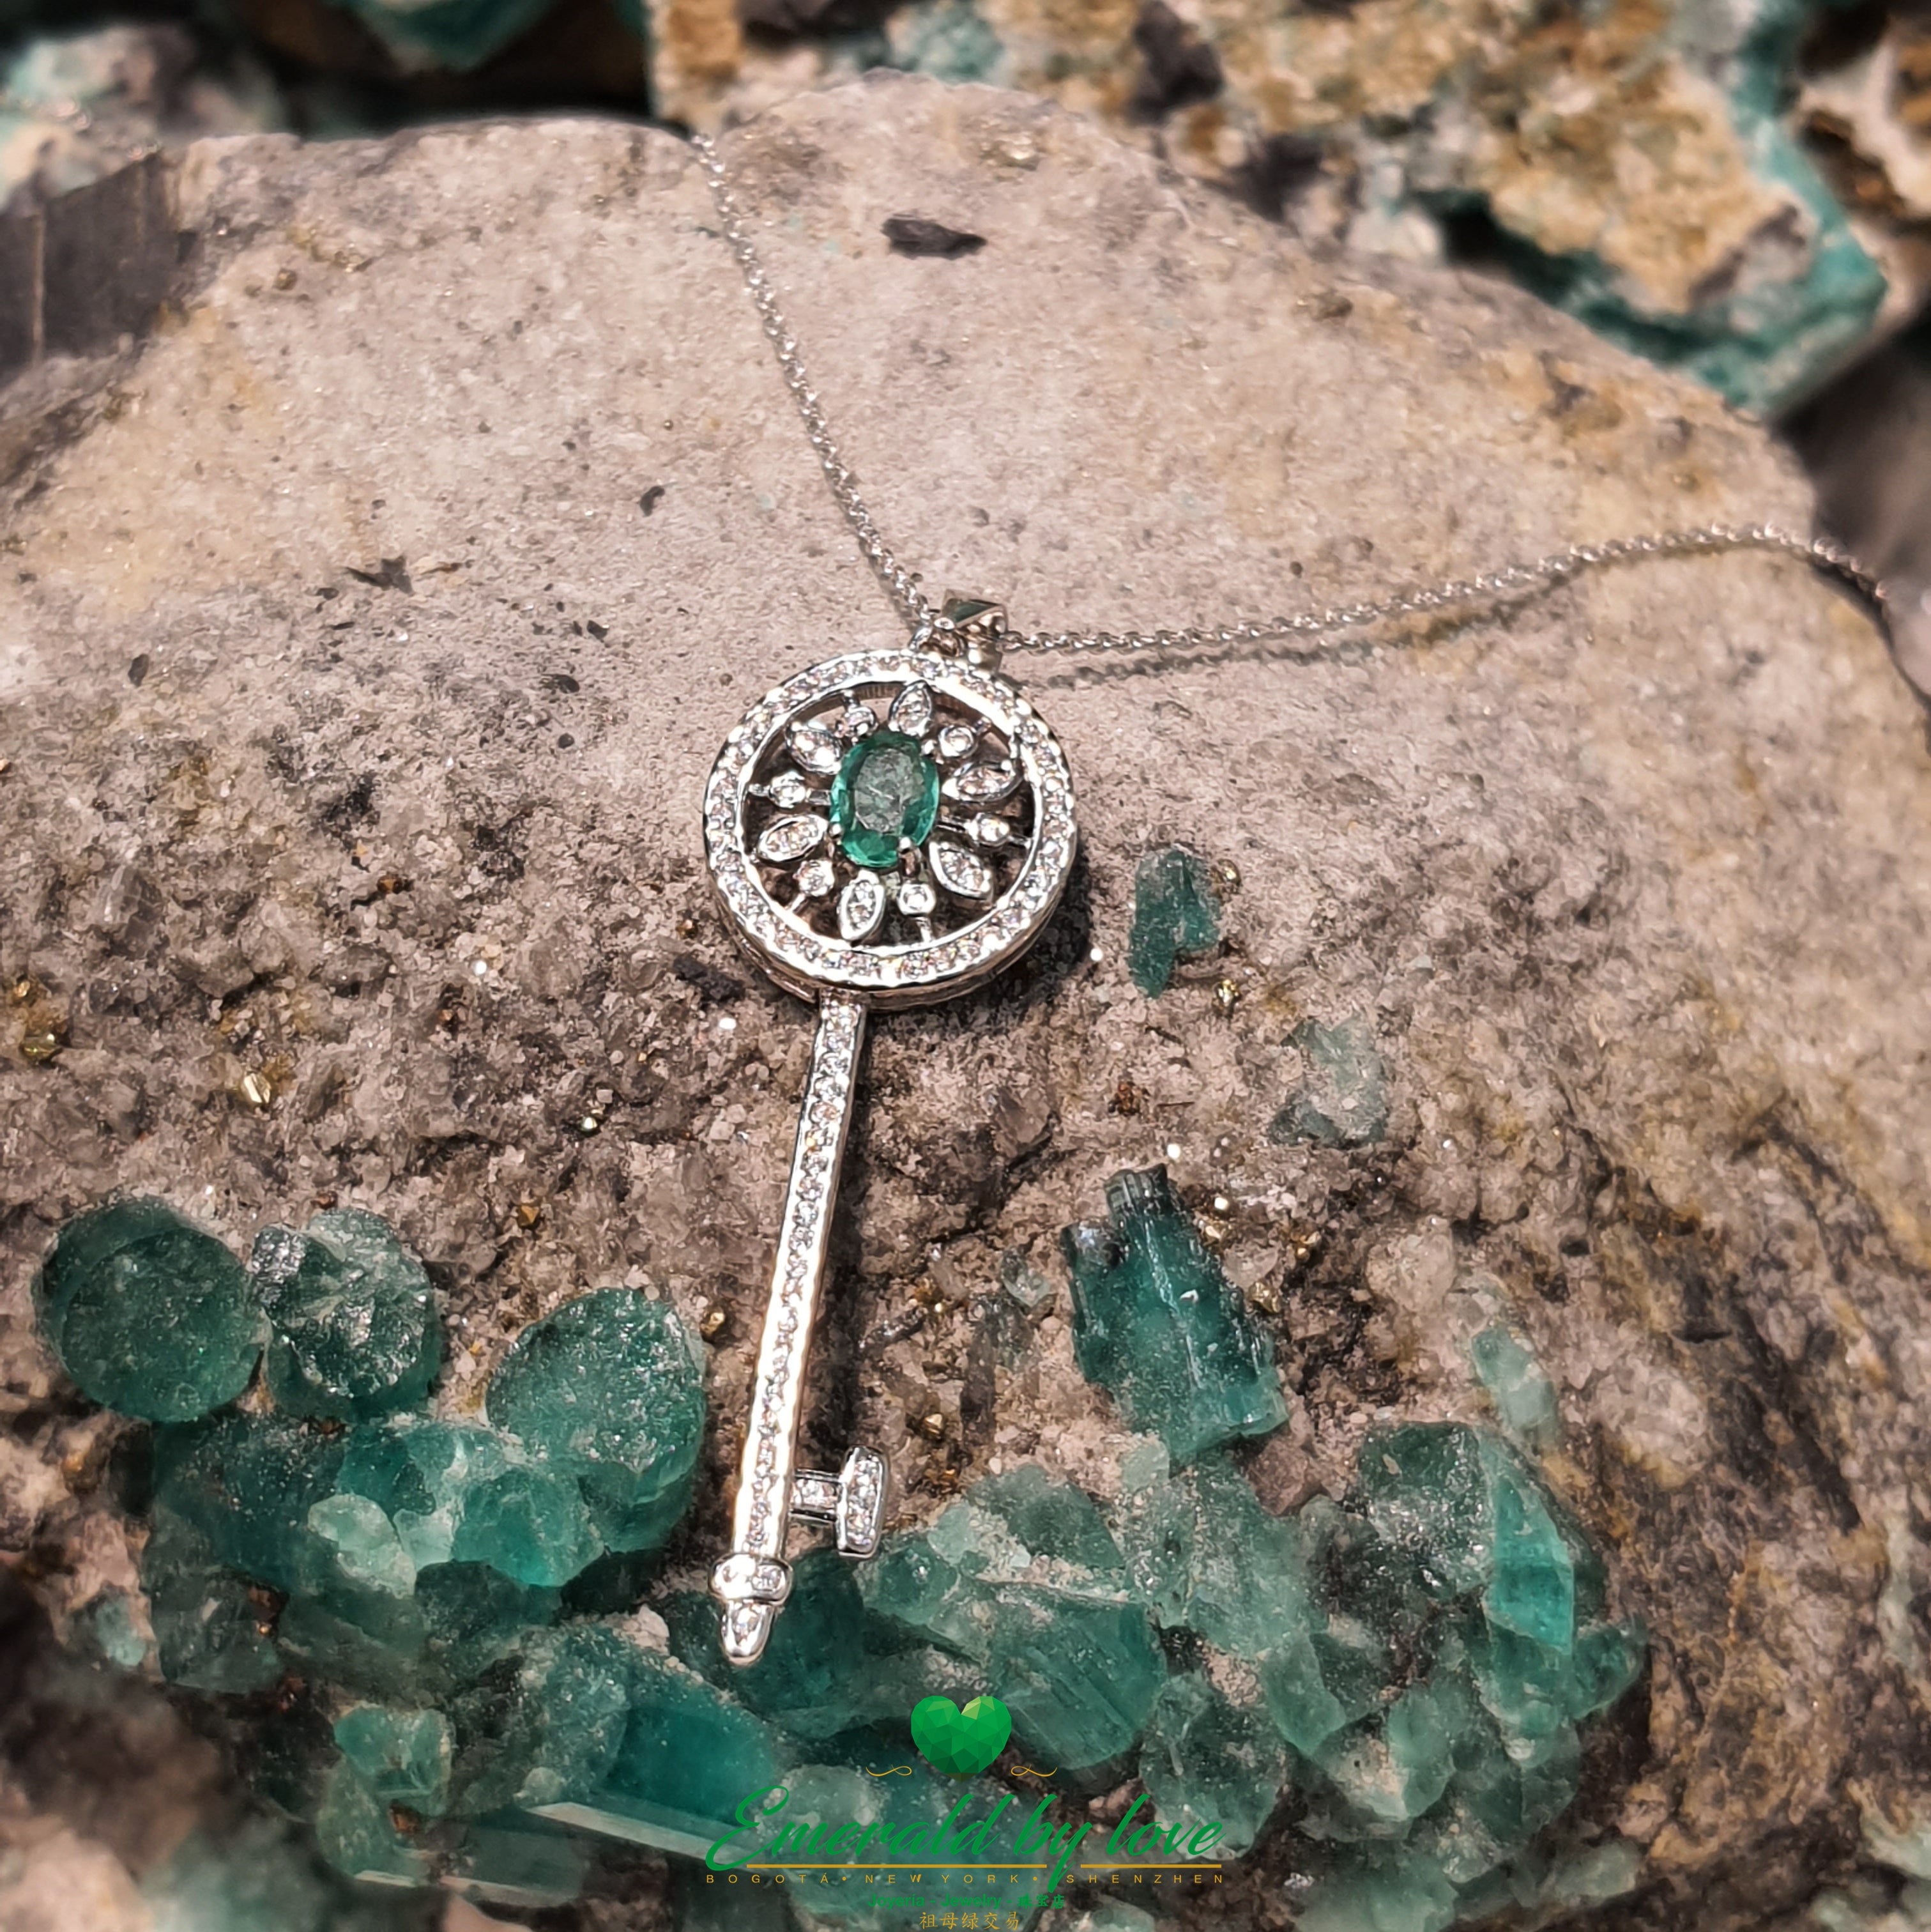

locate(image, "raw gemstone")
[[1126, 846, 1221, 996], [1137, 1671, 1288, 1855], [862, 1466, 1165, 1770], [830, 730, 940, 869], [80, 1591, 150, 1670], [1348, 1422, 1496, 1600], [1112, 1446, 1311, 1659], [36, 1198, 261, 1421], [153, 1411, 348, 1595], [486, 1290, 705, 1553], [446, 1811, 584, 1911], [142, 1508, 283, 1694], [314, 1759, 435, 1888], [1062, 1167, 1288, 1465], [1269, 1015, 1389, 1149], [308, 1494, 417, 1597], [1483, 1450, 1575, 1649], [249, 1209, 441, 1422], [1469, 1323, 1561, 1450], [448, 1623, 637, 1815], [1297, 1847, 1460, 1932], [333, 1705, 454, 1815], [530, 1651, 783, 1860]]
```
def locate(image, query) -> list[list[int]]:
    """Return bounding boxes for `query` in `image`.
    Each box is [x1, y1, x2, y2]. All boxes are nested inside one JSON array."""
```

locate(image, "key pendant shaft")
[[710, 993, 878, 1664], [703, 641, 1077, 1664]]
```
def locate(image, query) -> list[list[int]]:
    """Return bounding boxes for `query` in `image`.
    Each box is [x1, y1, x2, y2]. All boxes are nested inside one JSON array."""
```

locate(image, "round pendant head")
[[705, 650, 1077, 1009]]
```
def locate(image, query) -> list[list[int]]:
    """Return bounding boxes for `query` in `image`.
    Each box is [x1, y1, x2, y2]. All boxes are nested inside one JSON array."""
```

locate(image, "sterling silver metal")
[[690, 127, 1888, 1665], [689, 131, 1886, 660], [703, 642, 1075, 1662]]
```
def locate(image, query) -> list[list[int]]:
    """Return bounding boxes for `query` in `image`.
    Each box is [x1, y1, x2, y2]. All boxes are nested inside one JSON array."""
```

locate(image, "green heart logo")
[[910, 1694, 1012, 1775]]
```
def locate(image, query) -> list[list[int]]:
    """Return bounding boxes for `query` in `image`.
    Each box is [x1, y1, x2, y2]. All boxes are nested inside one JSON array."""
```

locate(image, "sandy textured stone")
[[0, 73, 1928, 1928]]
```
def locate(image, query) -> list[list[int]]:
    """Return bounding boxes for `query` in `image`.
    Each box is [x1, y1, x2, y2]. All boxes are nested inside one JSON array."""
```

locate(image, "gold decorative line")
[[864, 1765, 916, 1777], [1011, 1766, 1058, 1781]]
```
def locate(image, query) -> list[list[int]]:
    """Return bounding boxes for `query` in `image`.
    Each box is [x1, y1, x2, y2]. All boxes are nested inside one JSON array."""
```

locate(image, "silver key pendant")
[[702, 610, 1077, 1664]]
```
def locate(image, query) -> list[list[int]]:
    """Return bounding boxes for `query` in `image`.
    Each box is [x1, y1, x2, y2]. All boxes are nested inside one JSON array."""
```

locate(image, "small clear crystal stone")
[[757, 814, 827, 863], [788, 721, 844, 777], [937, 723, 977, 760], [770, 771, 814, 808], [969, 813, 1013, 848], [897, 878, 937, 916], [838, 871, 887, 943], [944, 760, 1021, 806], [929, 841, 994, 900], [888, 680, 934, 737], [794, 856, 836, 898]]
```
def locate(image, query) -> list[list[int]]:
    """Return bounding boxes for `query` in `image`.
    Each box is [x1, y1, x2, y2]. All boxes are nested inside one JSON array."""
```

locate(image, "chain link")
[[691, 135, 1884, 660], [692, 132, 933, 634]]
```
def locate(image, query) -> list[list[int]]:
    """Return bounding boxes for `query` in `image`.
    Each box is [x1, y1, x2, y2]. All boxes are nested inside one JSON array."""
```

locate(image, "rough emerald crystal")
[[446, 1623, 637, 1816], [1062, 1167, 1288, 1465], [446, 1811, 585, 1912], [1269, 1015, 1389, 1149], [1469, 1323, 1561, 1450], [486, 1291, 704, 1552], [862, 1466, 1165, 1770], [332, 1418, 601, 1588], [532, 1652, 782, 1859], [315, 1759, 434, 1887], [829, 729, 940, 869], [142, 1509, 282, 1694], [1126, 846, 1221, 995], [333, 1705, 453, 1815], [153, 1411, 348, 1595], [250, 1209, 441, 1422], [36, 1198, 261, 1421], [1138, 1671, 1288, 1855]]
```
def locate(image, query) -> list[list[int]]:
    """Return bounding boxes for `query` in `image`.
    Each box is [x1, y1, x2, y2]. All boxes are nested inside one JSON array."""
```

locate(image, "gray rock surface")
[[1, 71, 1928, 1930]]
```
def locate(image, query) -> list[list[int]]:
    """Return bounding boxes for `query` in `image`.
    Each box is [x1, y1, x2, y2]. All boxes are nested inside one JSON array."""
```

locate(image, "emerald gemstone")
[[333, 1705, 454, 1815], [1126, 846, 1221, 995], [250, 1210, 441, 1423], [314, 1759, 434, 1887], [862, 1466, 1165, 1771], [142, 1508, 283, 1694], [829, 729, 939, 869], [1062, 1167, 1289, 1465], [1469, 1322, 1561, 1450], [485, 1291, 705, 1554], [36, 1199, 262, 1422], [153, 1411, 347, 1595], [533, 1652, 782, 1860], [446, 1812, 584, 1912], [1138, 1671, 1288, 1855], [447, 1623, 636, 1815]]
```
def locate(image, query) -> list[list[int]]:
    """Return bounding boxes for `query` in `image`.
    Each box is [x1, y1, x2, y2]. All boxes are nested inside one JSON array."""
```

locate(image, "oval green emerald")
[[830, 730, 940, 870]]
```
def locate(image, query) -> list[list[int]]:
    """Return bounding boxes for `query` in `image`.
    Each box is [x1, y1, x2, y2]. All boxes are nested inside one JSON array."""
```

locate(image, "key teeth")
[[835, 1445, 889, 1558]]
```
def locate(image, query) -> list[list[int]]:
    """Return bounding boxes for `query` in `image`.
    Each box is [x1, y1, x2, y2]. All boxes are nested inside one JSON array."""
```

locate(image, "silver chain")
[[691, 134, 1884, 659]]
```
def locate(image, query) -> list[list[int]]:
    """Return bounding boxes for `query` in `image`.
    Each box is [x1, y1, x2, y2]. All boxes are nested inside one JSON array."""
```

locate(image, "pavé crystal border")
[[705, 651, 1077, 1008]]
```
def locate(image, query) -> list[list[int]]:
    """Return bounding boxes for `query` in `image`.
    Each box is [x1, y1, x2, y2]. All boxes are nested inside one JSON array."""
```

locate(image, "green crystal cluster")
[[1113, 1424, 1647, 1925], [1126, 845, 1222, 996], [36, 1200, 717, 1905], [1063, 1167, 1290, 1464], [40, 1190, 1644, 1928]]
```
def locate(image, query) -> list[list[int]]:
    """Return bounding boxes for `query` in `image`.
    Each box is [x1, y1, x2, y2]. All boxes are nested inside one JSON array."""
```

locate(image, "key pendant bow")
[[701, 611, 1076, 1663]]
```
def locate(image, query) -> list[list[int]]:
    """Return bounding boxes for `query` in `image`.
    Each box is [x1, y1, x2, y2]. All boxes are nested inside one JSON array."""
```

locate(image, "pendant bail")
[[915, 593, 1007, 674]]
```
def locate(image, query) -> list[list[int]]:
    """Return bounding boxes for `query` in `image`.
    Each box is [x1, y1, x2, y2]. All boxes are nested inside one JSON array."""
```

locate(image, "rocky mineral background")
[[3, 75, 1931, 1932]]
